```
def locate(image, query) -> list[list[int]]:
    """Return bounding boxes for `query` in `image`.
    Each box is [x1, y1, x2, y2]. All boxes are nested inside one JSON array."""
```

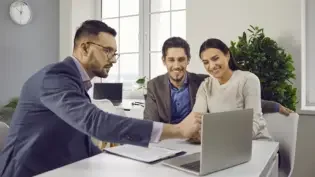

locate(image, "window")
[[100, 0, 140, 88], [99, 0, 186, 89], [147, 0, 186, 79], [301, 0, 315, 111]]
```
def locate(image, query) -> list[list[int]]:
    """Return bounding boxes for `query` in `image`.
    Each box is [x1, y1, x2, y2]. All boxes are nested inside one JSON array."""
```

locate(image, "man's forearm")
[[261, 100, 279, 113], [156, 112, 201, 142], [160, 124, 183, 141]]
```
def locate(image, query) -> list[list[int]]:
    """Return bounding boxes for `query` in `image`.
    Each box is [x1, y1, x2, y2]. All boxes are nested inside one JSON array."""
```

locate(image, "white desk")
[[36, 139, 279, 177], [116, 99, 145, 110], [115, 99, 144, 119], [92, 99, 144, 119]]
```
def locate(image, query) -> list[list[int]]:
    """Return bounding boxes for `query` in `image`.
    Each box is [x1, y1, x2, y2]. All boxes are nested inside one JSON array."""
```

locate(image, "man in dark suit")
[[0, 21, 202, 177], [144, 37, 293, 124]]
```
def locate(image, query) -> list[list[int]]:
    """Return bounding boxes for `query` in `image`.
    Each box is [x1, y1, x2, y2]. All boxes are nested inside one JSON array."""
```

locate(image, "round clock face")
[[9, 1, 32, 25]]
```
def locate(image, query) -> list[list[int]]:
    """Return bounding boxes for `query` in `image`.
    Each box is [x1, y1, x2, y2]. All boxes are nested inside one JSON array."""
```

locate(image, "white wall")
[[59, 0, 72, 60], [59, 0, 100, 60], [187, 0, 301, 81], [71, 0, 99, 48], [0, 0, 59, 104], [187, 1, 315, 177]]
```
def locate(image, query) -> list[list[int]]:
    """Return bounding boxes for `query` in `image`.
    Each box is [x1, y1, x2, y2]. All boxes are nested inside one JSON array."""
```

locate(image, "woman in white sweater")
[[192, 38, 272, 141]]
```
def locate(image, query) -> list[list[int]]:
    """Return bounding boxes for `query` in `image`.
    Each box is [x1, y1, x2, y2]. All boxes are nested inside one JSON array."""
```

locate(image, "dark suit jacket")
[[0, 57, 153, 177], [144, 72, 278, 123]]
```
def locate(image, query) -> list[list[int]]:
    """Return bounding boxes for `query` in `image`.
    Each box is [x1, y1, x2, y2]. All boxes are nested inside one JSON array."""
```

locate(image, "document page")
[[104, 145, 185, 163]]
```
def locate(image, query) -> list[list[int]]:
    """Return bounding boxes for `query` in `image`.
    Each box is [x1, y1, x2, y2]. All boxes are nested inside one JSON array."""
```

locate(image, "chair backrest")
[[0, 121, 9, 151], [264, 113, 299, 177], [92, 99, 126, 116], [91, 99, 125, 149]]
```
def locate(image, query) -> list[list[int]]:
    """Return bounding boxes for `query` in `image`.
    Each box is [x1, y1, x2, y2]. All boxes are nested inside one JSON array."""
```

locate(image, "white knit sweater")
[[193, 70, 271, 140]]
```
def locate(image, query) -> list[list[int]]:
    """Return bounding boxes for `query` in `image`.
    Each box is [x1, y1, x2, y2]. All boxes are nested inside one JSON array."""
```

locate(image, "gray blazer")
[[0, 57, 153, 177], [144, 72, 278, 123]]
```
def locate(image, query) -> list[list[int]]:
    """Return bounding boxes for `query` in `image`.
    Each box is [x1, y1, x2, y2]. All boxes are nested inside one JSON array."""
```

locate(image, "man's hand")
[[279, 104, 294, 116], [187, 131, 201, 144], [176, 112, 202, 139], [160, 112, 202, 141]]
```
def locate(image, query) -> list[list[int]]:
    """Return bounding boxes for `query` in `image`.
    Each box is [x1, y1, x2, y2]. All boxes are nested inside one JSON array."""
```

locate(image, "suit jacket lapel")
[[63, 56, 92, 102], [187, 72, 199, 109], [84, 91, 91, 102], [163, 74, 171, 123]]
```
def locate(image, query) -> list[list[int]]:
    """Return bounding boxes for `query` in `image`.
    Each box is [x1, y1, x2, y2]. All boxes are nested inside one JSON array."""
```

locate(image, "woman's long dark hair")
[[199, 38, 240, 71]]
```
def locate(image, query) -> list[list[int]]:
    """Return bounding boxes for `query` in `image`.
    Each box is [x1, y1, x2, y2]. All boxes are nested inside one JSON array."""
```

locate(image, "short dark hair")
[[162, 37, 191, 59], [199, 38, 240, 71], [73, 20, 117, 49]]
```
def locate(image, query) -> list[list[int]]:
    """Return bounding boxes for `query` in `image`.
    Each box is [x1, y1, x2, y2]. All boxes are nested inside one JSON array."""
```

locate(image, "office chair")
[[264, 113, 299, 177]]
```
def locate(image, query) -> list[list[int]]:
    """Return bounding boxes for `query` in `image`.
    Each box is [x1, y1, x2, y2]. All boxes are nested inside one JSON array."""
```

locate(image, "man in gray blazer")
[[0, 21, 202, 177], [144, 37, 293, 124]]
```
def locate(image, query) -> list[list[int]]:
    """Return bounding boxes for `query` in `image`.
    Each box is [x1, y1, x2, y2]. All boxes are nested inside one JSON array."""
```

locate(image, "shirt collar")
[[71, 56, 92, 90], [183, 73, 188, 84], [168, 72, 188, 89]]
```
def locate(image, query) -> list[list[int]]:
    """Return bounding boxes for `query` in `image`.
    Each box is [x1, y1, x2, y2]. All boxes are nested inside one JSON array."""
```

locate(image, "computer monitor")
[[93, 83, 123, 105]]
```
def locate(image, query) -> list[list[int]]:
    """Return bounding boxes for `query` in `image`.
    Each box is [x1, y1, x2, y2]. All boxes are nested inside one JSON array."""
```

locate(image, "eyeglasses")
[[87, 42, 120, 60]]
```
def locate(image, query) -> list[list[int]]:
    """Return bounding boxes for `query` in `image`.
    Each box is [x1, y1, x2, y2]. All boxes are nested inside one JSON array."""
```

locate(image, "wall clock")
[[9, 1, 32, 25]]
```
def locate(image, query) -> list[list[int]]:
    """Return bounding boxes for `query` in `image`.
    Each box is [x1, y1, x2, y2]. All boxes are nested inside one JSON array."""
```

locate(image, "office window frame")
[[98, 0, 142, 89], [301, 0, 315, 111], [144, 0, 186, 79], [97, 0, 186, 89]]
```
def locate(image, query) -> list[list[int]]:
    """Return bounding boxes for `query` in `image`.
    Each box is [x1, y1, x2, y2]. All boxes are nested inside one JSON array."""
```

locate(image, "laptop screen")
[[93, 83, 123, 102]]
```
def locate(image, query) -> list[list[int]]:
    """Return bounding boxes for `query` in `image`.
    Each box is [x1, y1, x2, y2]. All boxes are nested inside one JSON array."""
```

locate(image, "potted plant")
[[229, 25, 297, 111], [135, 76, 148, 100], [0, 97, 19, 125]]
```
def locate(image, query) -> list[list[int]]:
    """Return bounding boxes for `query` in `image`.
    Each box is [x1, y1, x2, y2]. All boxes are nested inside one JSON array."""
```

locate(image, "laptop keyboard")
[[180, 161, 200, 172]]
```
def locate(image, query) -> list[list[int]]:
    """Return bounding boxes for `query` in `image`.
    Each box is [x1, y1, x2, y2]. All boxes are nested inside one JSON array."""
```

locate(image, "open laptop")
[[162, 109, 253, 176], [93, 83, 123, 106]]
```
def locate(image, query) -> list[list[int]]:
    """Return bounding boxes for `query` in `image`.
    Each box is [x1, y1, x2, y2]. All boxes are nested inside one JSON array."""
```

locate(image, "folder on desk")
[[104, 145, 186, 164]]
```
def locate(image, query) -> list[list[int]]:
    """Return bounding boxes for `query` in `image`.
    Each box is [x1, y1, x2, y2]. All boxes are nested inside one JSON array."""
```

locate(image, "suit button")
[[126, 135, 132, 140]]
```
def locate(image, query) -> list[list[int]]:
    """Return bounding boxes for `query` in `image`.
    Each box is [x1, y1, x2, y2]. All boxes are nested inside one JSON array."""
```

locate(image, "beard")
[[169, 74, 184, 82], [92, 68, 108, 78], [88, 62, 110, 78], [89, 54, 112, 78], [169, 69, 185, 83]]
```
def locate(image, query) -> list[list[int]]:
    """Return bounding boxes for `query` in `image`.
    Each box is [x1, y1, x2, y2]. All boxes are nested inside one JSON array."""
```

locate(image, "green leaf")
[[3, 97, 19, 109], [229, 25, 297, 110], [136, 76, 146, 84], [250, 25, 255, 30]]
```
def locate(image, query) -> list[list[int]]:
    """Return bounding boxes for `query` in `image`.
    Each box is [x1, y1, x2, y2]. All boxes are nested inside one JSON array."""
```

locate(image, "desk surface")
[[116, 99, 145, 110], [36, 139, 279, 177]]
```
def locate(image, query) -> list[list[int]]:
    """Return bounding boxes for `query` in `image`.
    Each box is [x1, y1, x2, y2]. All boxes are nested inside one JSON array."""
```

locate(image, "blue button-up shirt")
[[169, 75, 191, 124]]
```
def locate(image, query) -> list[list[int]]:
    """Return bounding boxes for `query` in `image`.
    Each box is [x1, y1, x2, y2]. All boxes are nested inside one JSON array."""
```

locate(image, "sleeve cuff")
[[150, 122, 163, 143]]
